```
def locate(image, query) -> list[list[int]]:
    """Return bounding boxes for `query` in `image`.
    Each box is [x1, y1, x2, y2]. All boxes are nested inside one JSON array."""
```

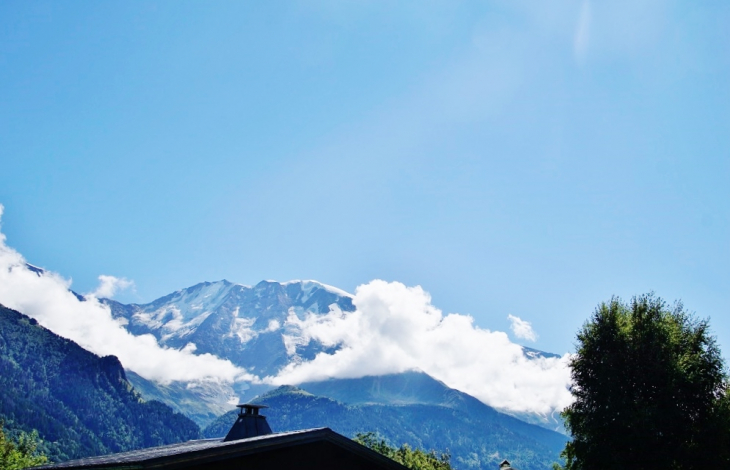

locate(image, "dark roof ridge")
[[36, 429, 325, 469], [36, 428, 406, 470]]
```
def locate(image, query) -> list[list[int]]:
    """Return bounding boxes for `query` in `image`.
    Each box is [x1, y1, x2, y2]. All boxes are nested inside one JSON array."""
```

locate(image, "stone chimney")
[[223, 404, 273, 441]]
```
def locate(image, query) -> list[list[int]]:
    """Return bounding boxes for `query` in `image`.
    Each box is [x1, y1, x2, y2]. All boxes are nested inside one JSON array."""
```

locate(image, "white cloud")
[[0, 209, 251, 385], [269, 280, 572, 415], [266, 319, 281, 332], [88, 275, 134, 299], [508, 314, 538, 342]]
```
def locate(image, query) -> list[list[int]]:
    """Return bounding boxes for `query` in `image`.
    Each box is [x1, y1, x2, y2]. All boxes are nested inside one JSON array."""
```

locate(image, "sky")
[[1, 1, 729, 358]]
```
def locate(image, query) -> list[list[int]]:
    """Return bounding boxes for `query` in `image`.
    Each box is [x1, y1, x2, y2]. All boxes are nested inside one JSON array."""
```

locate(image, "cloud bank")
[[270, 280, 572, 415], [0, 205, 249, 384]]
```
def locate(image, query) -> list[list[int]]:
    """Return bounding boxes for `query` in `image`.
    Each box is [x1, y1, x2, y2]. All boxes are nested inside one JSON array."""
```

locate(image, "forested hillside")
[[0, 304, 201, 462], [204, 385, 566, 470]]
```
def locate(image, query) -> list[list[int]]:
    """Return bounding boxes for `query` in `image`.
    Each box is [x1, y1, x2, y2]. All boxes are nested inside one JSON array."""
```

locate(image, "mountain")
[[0, 304, 201, 462], [104, 280, 354, 378], [105, 279, 565, 432], [299, 370, 482, 409], [203, 380, 567, 470], [302, 371, 569, 446], [1, 271, 568, 467], [103, 279, 354, 427]]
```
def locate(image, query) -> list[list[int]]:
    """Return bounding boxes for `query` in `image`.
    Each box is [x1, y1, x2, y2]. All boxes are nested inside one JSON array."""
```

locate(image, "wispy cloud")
[[269, 280, 572, 415], [508, 314, 538, 342], [574, 0, 591, 62], [88, 275, 135, 299], [0, 205, 250, 384]]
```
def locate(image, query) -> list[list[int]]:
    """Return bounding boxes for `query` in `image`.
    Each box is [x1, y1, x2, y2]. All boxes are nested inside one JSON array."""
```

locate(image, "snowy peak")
[[280, 280, 353, 300], [252, 280, 352, 312], [131, 280, 237, 336], [104, 279, 355, 377], [144, 280, 238, 313]]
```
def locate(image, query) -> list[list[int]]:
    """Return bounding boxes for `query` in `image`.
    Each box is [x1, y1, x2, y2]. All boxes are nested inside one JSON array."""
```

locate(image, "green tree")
[[355, 432, 452, 470], [0, 422, 47, 470], [559, 294, 730, 470]]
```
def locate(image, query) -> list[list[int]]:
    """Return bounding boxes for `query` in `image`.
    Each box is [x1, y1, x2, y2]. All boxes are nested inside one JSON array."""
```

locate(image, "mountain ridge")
[[299, 371, 567, 447], [203, 382, 566, 470], [0, 303, 201, 462]]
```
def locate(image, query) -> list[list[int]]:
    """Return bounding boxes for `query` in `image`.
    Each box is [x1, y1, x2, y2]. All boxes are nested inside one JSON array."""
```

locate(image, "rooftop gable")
[[37, 428, 407, 470]]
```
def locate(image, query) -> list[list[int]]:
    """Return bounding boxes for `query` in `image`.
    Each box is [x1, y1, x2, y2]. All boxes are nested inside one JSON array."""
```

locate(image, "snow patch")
[[230, 317, 257, 344], [281, 308, 311, 355], [281, 279, 353, 299]]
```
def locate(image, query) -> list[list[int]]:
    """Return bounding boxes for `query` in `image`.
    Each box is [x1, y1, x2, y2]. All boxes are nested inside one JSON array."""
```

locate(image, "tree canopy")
[[560, 294, 730, 470], [0, 422, 47, 470], [354, 432, 452, 470]]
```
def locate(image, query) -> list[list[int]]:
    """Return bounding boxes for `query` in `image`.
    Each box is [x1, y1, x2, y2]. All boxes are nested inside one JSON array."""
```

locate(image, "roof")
[[36, 428, 407, 470]]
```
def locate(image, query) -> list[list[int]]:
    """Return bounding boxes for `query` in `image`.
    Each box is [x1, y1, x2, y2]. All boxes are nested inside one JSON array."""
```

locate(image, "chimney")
[[223, 404, 273, 442]]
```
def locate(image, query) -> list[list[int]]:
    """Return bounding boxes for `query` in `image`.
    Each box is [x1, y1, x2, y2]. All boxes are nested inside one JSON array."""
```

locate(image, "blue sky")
[[1, 1, 728, 356]]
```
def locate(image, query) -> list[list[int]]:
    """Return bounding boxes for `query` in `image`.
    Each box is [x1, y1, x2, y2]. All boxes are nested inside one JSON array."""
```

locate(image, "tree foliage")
[[0, 422, 47, 470], [355, 432, 452, 470], [560, 294, 730, 470]]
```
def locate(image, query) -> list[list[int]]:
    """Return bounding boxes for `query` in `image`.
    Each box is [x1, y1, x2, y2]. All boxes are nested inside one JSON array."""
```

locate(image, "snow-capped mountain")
[[104, 280, 354, 377], [104, 279, 566, 432]]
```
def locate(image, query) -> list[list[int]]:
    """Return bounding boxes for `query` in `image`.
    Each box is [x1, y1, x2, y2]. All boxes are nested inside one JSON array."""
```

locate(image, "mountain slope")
[[300, 370, 474, 409], [301, 371, 566, 434], [204, 384, 567, 470], [125, 370, 273, 428], [0, 304, 201, 462]]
